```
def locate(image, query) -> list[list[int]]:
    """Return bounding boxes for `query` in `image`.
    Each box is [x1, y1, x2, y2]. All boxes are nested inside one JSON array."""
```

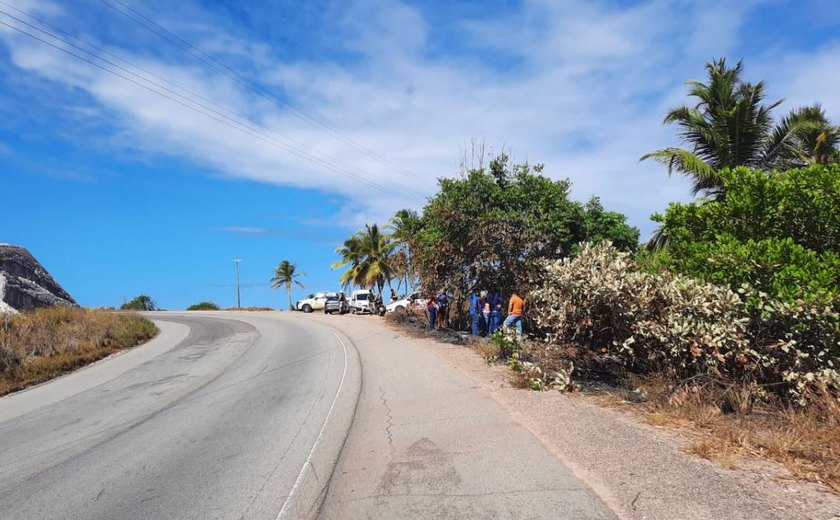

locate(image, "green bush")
[[670, 236, 839, 304], [120, 295, 156, 311], [654, 164, 840, 304], [186, 301, 220, 311], [644, 164, 840, 402]]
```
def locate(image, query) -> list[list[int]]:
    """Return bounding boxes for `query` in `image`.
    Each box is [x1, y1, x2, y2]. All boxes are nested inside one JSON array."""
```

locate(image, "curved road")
[[0, 312, 359, 520], [0, 311, 616, 519]]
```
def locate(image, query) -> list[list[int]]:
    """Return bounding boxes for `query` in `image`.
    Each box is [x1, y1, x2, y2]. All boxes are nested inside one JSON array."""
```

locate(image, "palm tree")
[[333, 235, 364, 289], [386, 209, 421, 292], [333, 224, 396, 292], [778, 104, 840, 168], [359, 223, 396, 292], [270, 260, 305, 310], [641, 58, 828, 199]]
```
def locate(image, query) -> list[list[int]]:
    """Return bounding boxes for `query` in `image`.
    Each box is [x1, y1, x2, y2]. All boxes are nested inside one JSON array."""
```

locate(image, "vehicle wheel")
[[303, 304, 312, 313], [394, 305, 405, 315]]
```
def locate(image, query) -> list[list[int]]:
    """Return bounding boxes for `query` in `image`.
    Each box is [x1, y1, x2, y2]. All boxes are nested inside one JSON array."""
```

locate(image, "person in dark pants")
[[479, 290, 489, 336], [436, 289, 449, 329], [426, 293, 438, 330], [469, 291, 480, 335], [489, 292, 502, 334]]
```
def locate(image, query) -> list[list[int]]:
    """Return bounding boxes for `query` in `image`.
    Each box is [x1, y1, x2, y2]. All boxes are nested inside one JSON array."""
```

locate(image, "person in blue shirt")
[[469, 291, 481, 335]]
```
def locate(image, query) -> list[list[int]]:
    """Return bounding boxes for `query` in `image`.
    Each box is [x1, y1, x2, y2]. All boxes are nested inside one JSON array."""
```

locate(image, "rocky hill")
[[0, 244, 77, 313]]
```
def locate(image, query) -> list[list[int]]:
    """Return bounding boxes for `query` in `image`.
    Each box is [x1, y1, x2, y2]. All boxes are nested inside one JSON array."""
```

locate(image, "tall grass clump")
[[0, 307, 157, 394]]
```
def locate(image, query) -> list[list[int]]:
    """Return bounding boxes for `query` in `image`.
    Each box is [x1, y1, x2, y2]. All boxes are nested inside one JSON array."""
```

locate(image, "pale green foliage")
[[529, 242, 840, 402], [492, 330, 520, 359], [530, 242, 750, 375], [758, 298, 840, 404], [500, 331, 578, 392]]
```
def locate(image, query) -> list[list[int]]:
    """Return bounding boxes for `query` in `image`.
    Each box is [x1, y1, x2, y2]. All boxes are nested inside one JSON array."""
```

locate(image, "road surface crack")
[[379, 386, 394, 451]]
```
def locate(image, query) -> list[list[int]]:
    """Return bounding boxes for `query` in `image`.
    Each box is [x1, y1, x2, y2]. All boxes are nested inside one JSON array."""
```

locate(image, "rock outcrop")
[[0, 244, 77, 313]]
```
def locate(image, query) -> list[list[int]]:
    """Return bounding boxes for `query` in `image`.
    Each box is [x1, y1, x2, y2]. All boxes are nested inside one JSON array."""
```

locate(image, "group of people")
[[425, 289, 524, 336], [469, 290, 524, 336], [425, 290, 449, 330]]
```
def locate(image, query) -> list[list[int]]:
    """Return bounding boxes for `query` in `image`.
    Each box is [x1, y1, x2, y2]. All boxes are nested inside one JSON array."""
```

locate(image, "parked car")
[[386, 292, 426, 314], [297, 292, 328, 313], [349, 290, 373, 314], [323, 292, 348, 314], [295, 295, 311, 311]]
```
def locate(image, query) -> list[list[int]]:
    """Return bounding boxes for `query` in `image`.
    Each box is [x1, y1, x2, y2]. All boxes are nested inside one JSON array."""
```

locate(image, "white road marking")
[[276, 329, 349, 520]]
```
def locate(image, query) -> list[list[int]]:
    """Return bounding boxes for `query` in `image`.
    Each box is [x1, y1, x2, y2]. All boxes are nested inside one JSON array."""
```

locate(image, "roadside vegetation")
[[363, 59, 839, 490], [0, 307, 157, 395], [186, 301, 220, 310], [120, 294, 157, 311]]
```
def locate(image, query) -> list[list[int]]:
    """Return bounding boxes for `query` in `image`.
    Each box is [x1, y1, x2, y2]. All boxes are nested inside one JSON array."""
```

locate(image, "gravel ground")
[[389, 320, 840, 520]]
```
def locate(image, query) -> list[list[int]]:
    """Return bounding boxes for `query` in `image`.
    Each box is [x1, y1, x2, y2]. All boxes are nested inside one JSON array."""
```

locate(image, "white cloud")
[[764, 42, 840, 120], [2, 0, 828, 241]]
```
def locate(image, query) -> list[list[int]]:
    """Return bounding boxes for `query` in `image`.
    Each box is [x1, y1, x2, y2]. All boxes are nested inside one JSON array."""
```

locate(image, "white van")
[[349, 290, 372, 314]]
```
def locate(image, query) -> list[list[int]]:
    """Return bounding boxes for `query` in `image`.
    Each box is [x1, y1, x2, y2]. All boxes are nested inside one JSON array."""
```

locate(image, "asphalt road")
[[0, 312, 359, 520], [0, 312, 617, 519]]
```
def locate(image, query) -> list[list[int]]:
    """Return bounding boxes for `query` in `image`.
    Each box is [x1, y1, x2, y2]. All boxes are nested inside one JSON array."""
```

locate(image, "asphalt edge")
[[274, 323, 364, 520]]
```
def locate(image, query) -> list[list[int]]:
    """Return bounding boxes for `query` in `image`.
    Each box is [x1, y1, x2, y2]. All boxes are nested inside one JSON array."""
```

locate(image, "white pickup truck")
[[296, 292, 328, 313]]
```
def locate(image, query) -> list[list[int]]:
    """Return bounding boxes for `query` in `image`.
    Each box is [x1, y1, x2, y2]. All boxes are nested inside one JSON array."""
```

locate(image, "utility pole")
[[232, 259, 242, 309]]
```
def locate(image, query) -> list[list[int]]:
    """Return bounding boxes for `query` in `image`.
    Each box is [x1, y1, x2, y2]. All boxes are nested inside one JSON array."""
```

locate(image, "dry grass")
[[0, 307, 157, 395], [634, 380, 840, 492], [473, 340, 501, 363]]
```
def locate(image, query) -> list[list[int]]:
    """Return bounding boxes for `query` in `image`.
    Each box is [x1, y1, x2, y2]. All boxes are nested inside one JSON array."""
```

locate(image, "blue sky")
[[1, 0, 838, 310]]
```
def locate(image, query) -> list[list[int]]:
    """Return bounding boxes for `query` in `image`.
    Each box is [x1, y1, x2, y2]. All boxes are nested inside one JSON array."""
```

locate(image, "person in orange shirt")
[[503, 292, 525, 336]]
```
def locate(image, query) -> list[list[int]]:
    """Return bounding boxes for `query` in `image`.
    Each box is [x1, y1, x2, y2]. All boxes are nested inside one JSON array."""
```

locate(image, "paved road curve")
[[0, 312, 358, 520]]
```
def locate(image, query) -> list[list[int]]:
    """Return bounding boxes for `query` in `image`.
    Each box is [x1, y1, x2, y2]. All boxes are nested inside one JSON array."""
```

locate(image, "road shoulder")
[[412, 326, 840, 520], [302, 313, 617, 519], [0, 318, 190, 423], [310, 313, 840, 520]]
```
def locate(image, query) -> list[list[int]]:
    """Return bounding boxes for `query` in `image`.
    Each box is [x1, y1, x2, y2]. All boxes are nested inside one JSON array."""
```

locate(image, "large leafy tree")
[[413, 154, 638, 324], [581, 197, 640, 253], [270, 260, 305, 310], [642, 58, 836, 199]]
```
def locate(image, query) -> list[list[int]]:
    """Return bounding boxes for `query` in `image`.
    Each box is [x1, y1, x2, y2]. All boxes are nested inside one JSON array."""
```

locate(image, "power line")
[[96, 0, 424, 187], [0, 12, 422, 202], [0, 4, 425, 200]]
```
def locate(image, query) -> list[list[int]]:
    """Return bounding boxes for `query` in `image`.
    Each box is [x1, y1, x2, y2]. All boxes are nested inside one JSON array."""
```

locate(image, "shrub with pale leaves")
[[527, 242, 840, 402]]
